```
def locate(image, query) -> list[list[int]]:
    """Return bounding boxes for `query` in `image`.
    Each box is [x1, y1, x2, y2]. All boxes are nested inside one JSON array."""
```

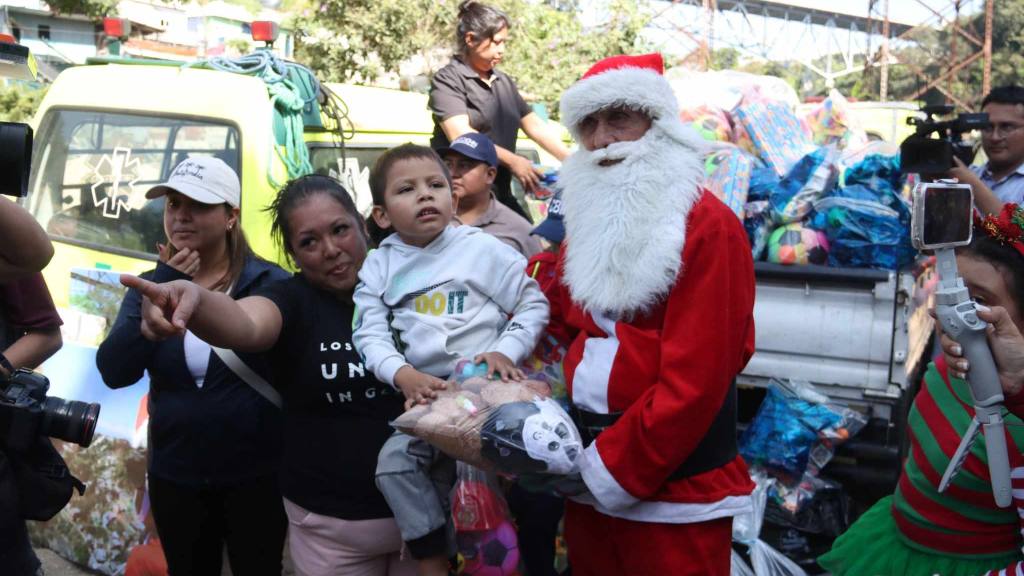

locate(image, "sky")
[[583, 0, 988, 67]]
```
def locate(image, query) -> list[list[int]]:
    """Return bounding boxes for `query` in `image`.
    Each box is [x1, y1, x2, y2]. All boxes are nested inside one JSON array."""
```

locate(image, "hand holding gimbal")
[[911, 180, 1013, 507]]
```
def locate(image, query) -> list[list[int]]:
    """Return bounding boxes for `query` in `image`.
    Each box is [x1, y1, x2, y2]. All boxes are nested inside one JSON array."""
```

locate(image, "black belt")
[[569, 381, 738, 481]]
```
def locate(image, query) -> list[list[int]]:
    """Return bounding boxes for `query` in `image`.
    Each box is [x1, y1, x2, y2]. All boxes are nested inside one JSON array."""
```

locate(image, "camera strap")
[[211, 347, 283, 409]]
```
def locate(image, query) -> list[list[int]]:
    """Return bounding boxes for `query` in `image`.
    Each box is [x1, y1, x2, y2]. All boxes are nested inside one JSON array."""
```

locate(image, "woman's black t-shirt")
[[257, 274, 404, 520]]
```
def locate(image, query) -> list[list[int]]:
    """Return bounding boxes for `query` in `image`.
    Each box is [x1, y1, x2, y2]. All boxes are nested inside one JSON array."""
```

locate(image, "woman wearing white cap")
[[97, 156, 291, 576]]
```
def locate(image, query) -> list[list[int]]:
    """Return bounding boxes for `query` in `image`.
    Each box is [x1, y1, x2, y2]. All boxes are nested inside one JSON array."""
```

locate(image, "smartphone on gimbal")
[[911, 180, 974, 251]]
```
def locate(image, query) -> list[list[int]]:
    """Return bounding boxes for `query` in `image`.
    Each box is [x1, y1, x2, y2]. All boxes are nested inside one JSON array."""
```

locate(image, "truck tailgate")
[[740, 262, 934, 411]]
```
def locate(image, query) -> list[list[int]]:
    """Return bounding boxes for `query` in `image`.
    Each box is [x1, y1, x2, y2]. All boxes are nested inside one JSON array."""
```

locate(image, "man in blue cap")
[[531, 189, 565, 247], [438, 133, 541, 258]]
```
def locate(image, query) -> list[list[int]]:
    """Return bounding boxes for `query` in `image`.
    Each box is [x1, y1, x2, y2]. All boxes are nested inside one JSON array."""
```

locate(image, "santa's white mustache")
[[578, 139, 646, 166]]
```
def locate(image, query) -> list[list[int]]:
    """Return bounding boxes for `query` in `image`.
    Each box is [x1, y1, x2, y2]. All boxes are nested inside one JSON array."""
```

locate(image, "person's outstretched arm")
[[118, 275, 283, 353]]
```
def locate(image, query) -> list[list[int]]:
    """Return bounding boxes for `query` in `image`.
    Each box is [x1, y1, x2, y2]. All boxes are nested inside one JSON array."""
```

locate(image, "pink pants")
[[283, 497, 417, 576]]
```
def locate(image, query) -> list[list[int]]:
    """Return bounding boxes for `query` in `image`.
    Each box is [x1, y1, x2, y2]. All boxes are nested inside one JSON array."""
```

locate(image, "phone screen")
[[922, 185, 973, 247]]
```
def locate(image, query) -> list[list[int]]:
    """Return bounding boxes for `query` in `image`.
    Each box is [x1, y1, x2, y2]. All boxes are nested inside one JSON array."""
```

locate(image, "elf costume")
[[547, 53, 756, 575], [821, 204, 1024, 576]]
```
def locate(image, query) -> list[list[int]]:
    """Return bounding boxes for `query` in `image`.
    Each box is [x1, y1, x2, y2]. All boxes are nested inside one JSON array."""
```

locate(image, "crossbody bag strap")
[[211, 346, 283, 409]]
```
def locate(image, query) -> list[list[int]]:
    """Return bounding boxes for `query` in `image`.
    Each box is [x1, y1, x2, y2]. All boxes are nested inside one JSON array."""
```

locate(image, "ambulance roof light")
[[251, 21, 279, 45], [103, 18, 131, 39]]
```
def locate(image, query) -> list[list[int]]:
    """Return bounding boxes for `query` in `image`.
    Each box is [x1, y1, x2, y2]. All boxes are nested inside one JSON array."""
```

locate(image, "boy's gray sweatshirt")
[[353, 225, 549, 385]]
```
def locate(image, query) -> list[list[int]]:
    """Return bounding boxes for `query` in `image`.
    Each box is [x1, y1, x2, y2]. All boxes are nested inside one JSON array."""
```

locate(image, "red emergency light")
[[103, 17, 131, 39], [251, 21, 279, 44]]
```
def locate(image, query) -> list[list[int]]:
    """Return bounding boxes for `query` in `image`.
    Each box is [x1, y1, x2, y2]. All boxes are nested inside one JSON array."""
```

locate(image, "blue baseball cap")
[[437, 132, 498, 167], [532, 190, 565, 244]]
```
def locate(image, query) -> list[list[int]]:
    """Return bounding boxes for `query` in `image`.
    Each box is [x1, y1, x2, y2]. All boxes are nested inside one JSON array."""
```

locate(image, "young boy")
[[353, 143, 549, 576], [439, 133, 542, 258]]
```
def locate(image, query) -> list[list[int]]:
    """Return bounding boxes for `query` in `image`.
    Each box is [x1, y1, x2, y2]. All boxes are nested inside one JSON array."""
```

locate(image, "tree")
[[45, 0, 118, 18], [291, 0, 457, 84], [291, 0, 648, 118], [496, 0, 647, 116], [0, 84, 47, 123]]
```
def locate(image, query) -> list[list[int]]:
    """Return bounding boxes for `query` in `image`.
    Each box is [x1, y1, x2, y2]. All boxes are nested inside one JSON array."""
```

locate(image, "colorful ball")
[[459, 520, 520, 576], [766, 223, 829, 265]]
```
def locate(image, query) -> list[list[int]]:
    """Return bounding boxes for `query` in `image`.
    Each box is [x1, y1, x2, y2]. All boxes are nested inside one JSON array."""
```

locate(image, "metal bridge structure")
[[643, 0, 995, 108]]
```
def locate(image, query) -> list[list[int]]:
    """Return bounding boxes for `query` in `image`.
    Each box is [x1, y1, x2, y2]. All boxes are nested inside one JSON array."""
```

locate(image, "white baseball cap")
[[146, 156, 240, 208]]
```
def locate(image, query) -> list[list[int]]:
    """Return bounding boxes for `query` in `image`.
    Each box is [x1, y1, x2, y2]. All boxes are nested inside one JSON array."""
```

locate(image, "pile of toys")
[[666, 69, 916, 270]]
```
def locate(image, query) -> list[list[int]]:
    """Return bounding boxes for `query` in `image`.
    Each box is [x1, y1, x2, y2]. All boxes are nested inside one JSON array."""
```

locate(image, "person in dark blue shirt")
[[98, 157, 289, 576]]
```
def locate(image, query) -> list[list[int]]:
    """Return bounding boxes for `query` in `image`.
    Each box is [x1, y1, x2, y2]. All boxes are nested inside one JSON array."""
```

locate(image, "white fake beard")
[[559, 124, 704, 318]]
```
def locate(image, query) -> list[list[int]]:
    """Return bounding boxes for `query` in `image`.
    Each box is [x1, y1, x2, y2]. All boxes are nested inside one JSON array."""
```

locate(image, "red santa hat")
[[559, 53, 702, 150]]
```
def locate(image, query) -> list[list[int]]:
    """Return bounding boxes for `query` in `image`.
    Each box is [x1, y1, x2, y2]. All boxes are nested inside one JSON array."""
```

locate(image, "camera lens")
[[0, 122, 32, 198], [40, 396, 101, 447]]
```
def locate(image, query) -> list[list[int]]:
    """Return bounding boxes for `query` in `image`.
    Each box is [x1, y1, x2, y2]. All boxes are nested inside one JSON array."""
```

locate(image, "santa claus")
[[547, 53, 756, 574]]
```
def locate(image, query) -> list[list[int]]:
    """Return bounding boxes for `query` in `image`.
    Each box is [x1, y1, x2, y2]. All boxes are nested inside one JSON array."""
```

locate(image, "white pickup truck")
[[740, 261, 935, 498]]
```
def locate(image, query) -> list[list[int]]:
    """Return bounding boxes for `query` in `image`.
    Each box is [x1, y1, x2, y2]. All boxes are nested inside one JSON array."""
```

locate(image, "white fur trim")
[[571, 312, 618, 413], [559, 125, 704, 316], [571, 491, 754, 524], [561, 67, 679, 137], [580, 441, 640, 510], [577, 442, 753, 523]]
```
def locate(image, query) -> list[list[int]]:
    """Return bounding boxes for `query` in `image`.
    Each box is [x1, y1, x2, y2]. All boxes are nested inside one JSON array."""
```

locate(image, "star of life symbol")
[[91, 147, 141, 219]]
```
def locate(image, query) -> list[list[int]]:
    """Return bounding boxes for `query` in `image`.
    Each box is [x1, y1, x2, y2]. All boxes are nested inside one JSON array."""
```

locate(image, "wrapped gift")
[[736, 101, 816, 177], [704, 146, 754, 218]]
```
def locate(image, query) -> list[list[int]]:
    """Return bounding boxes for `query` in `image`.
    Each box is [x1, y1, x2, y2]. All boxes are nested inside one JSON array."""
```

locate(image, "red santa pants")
[[564, 500, 732, 575]]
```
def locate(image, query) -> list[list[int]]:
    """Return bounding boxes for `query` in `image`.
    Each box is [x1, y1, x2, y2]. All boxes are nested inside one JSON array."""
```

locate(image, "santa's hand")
[[474, 351, 524, 382], [121, 275, 200, 340]]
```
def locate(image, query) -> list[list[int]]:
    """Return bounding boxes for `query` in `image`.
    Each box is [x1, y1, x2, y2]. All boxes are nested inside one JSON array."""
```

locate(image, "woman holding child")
[[124, 145, 547, 576], [121, 172, 415, 576]]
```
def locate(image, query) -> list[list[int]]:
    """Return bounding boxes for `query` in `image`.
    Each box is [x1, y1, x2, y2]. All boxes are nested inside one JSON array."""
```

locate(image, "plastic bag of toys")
[[392, 359, 584, 475], [738, 379, 866, 486], [744, 200, 772, 261], [803, 89, 868, 151], [731, 473, 808, 576], [680, 105, 734, 143], [810, 185, 914, 269], [453, 462, 521, 576], [522, 334, 569, 408], [768, 146, 837, 224]]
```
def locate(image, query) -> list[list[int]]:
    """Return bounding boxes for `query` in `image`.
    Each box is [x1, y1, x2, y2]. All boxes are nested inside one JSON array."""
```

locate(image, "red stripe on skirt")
[[892, 505, 1020, 555]]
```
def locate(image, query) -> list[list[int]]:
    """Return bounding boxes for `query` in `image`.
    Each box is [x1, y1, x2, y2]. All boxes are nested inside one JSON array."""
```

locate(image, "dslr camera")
[[0, 368, 100, 453], [900, 104, 989, 175], [0, 35, 37, 198]]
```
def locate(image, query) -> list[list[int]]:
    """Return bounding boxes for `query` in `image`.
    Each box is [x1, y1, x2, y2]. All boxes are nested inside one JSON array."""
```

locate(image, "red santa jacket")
[[546, 190, 756, 523]]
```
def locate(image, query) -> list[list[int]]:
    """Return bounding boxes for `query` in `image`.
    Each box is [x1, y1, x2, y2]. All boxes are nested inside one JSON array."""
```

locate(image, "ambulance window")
[[28, 110, 240, 258], [307, 145, 386, 216]]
